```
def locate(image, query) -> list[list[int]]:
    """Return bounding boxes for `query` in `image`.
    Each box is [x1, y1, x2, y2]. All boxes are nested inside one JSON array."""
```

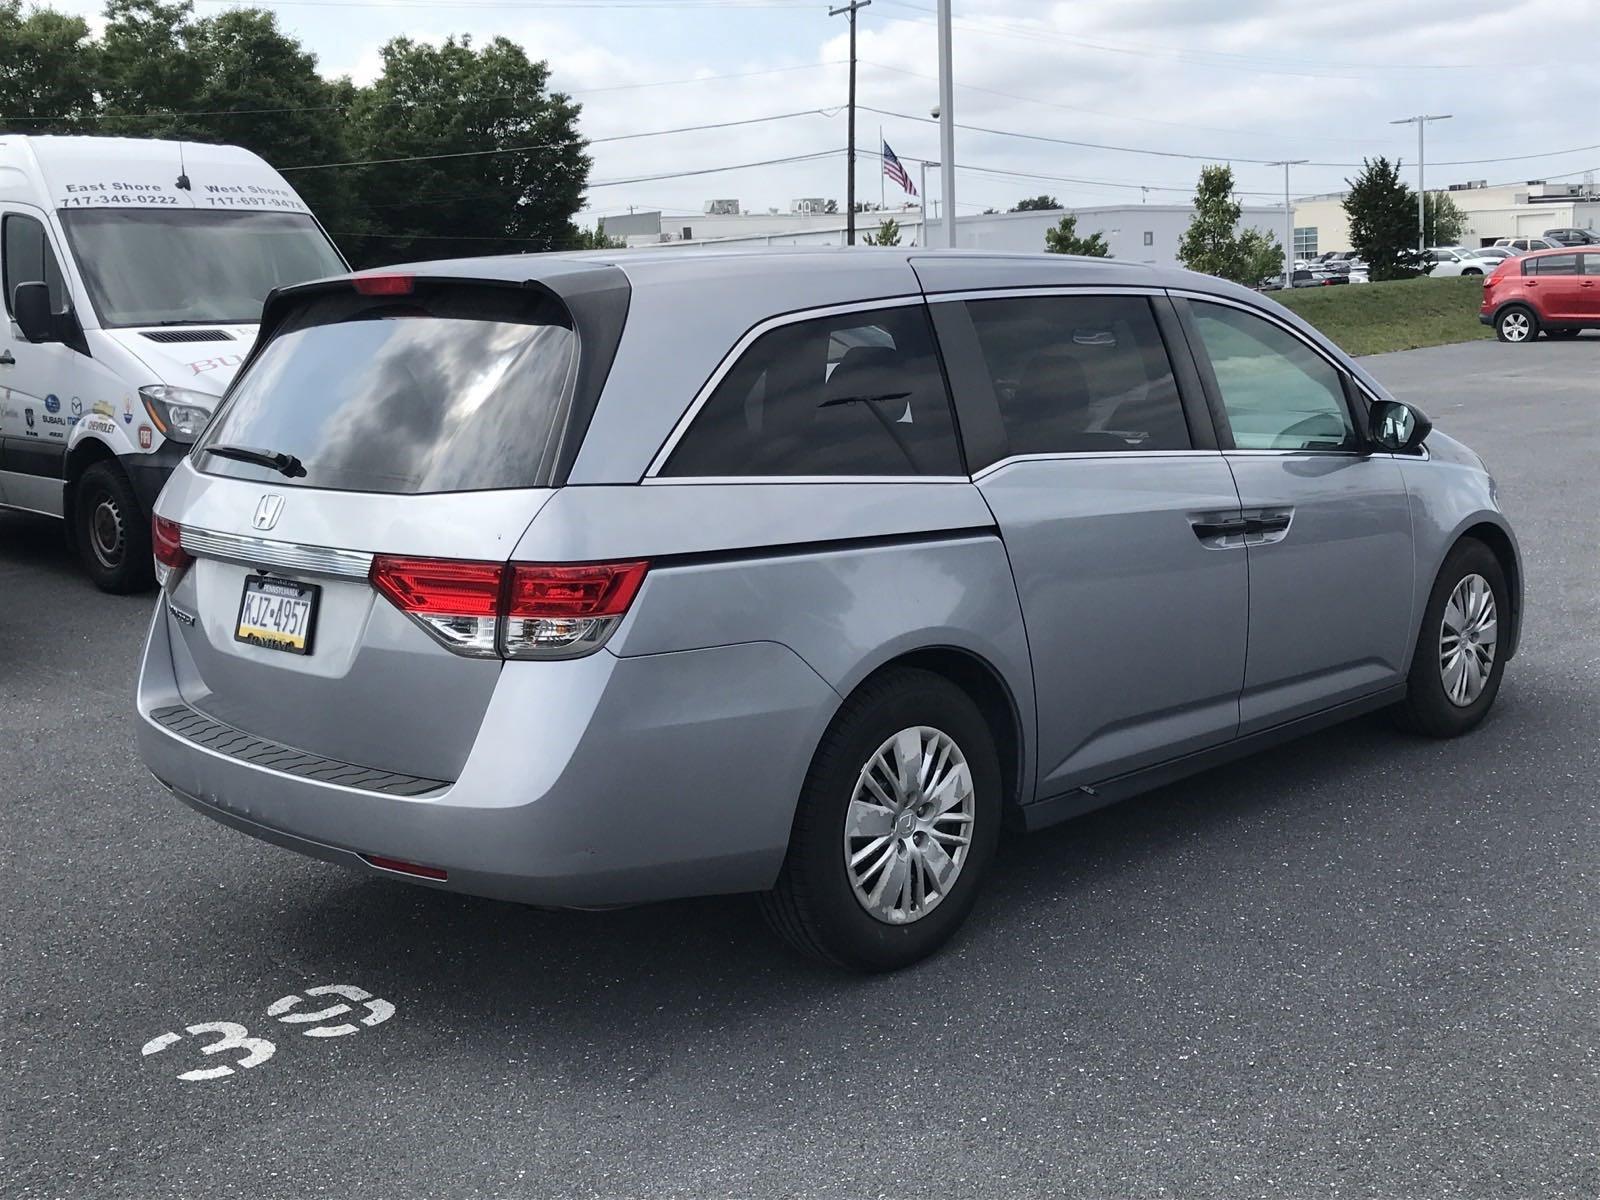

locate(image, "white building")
[[601, 203, 1282, 269], [1294, 179, 1600, 254]]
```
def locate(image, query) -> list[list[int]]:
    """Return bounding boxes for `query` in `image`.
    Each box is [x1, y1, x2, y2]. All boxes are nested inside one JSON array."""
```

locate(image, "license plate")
[[235, 575, 320, 655]]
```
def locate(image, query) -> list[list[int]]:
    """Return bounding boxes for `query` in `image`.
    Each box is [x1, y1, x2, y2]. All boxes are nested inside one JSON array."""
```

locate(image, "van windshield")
[[57, 208, 346, 328]]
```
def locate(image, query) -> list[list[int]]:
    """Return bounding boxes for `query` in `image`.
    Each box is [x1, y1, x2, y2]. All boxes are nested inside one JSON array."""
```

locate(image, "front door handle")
[[0, 349, 13, 366]]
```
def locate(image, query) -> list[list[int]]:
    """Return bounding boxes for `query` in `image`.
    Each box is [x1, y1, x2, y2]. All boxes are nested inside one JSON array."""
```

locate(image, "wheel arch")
[[1456, 521, 1522, 660], [848, 646, 1029, 827], [61, 436, 120, 534]]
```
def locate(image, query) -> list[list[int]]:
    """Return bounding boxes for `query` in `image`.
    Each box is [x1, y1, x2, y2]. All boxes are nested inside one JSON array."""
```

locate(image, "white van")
[[0, 135, 347, 590]]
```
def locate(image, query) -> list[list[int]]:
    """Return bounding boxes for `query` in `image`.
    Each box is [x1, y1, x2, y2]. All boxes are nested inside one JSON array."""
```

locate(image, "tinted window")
[[197, 284, 578, 494], [661, 304, 961, 478], [1191, 302, 1355, 452], [963, 294, 1190, 456], [1530, 254, 1579, 276], [2, 213, 68, 315]]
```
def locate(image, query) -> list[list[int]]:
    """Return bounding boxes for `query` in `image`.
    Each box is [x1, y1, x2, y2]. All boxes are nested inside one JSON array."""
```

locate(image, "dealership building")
[[600, 202, 1282, 268], [1293, 179, 1600, 254]]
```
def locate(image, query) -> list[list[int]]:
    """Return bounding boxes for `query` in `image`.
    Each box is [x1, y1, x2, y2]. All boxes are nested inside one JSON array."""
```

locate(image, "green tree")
[[864, 216, 901, 246], [344, 35, 588, 265], [567, 219, 623, 250], [0, 1, 100, 132], [1177, 164, 1270, 284], [1343, 157, 1425, 280], [1043, 212, 1108, 256], [97, 0, 204, 137], [1237, 226, 1286, 285], [182, 8, 359, 237], [1011, 194, 1062, 212], [1424, 191, 1467, 246]]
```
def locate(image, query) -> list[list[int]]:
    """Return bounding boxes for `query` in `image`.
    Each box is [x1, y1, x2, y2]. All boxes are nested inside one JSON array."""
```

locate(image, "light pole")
[[829, 0, 871, 246], [1268, 159, 1308, 282], [936, 0, 956, 247], [918, 159, 939, 245], [1391, 114, 1452, 253]]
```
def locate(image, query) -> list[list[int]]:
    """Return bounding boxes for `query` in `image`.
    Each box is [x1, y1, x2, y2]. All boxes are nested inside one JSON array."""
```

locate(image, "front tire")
[[1392, 539, 1508, 738], [760, 668, 1002, 971], [1495, 306, 1538, 343], [74, 461, 154, 593]]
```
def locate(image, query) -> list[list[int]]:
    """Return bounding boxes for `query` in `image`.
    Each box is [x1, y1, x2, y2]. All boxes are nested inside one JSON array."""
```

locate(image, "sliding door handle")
[[1191, 517, 1250, 540]]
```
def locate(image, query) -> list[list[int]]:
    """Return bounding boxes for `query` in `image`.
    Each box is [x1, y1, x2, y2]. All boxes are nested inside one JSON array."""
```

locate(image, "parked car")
[[1467, 246, 1516, 266], [1481, 246, 1600, 342], [1264, 267, 1349, 290], [1541, 228, 1600, 247], [136, 251, 1522, 971], [0, 134, 347, 591], [1426, 247, 1489, 277], [1494, 237, 1563, 255]]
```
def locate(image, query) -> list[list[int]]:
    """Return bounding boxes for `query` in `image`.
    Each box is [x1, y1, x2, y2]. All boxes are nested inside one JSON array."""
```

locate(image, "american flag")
[[882, 141, 916, 196]]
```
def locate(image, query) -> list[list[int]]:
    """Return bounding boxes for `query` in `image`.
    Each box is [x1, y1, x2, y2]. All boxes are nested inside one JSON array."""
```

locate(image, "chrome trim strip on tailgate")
[[150, 702, 450, 797], [180, 527, 374, 580]]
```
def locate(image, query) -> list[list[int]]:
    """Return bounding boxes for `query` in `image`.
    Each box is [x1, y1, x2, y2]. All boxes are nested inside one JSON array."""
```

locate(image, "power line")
[[279, 108, 840, 171]]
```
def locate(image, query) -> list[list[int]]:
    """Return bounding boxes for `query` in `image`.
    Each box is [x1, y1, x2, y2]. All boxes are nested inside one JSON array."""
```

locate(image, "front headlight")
[[139, 385, 217, 445]]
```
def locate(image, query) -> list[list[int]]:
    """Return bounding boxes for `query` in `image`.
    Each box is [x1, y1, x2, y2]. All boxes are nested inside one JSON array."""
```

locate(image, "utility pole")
[[1391, 113, 1452, 252], [830, 0, 871, 246], [1267, 159, 1308, 282], [936, 0, 956, 247]]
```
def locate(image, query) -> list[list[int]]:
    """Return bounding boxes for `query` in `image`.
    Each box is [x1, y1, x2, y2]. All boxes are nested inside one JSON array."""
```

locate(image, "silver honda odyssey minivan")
[[135, 250, 1521, 970]]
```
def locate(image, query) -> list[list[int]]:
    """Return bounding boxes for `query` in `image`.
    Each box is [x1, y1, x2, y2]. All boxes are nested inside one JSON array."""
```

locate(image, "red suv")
[[1480, 246, 1600, 342]]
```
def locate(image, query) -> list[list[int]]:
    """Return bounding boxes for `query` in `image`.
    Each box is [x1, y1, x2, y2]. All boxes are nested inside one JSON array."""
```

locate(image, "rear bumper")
[[1478, 312, 1494, 326], [136, 604, 841, 906]]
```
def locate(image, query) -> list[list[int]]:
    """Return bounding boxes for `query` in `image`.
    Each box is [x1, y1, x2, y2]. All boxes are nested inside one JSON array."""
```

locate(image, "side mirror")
[[13, 281, 59, 344], [1369, 399, 1432, 453]]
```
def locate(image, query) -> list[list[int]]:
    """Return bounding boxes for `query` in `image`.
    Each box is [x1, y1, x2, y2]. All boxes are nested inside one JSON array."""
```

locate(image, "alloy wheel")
[[843, 726, 976, 925], [1440, 573, 1497, 707], [1500, 311, 1531, 342]]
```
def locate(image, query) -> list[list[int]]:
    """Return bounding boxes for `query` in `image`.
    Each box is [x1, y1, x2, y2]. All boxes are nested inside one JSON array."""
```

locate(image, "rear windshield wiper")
[[202, 444, 308, 479]]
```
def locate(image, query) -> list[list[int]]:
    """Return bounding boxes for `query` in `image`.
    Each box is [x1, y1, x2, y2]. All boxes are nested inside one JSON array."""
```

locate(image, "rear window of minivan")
[[196, 283, 577, 494]]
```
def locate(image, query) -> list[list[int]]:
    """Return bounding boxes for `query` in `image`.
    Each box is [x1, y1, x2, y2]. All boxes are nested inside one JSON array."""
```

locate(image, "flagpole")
[[879, 126, 885, 214]]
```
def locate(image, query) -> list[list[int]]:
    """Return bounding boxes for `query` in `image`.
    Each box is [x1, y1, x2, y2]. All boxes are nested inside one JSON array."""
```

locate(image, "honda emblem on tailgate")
[[253, 494, 285, 531]]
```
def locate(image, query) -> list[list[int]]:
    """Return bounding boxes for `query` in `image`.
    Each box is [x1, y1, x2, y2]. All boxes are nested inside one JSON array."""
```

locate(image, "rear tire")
[[760, 668, 1003, 971], [1391, 539, 1508, 738], [1495, 306, 1538, 343], [74, 461, 154, 594]]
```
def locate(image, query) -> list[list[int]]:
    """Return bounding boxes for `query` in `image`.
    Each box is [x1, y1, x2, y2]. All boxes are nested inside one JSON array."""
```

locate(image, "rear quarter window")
[[196, 283, 578, 494], [660, 303, 963, 478]]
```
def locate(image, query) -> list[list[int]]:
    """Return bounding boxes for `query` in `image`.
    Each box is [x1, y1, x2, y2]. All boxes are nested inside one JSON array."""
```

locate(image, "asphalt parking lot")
[[3, 337, 1597, 1199]]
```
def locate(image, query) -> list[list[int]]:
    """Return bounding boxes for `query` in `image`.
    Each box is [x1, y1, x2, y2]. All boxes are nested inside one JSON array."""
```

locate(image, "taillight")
[[367, 557, 649, 660], [152, 514, 192, 587], [503, 562, 649, 659], [369, 556, 504, 657]]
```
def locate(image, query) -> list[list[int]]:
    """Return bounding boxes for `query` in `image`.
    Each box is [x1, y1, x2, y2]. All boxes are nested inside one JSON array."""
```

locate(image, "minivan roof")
[[317, 247, 1374, 484], [0, 134, 307, 212]]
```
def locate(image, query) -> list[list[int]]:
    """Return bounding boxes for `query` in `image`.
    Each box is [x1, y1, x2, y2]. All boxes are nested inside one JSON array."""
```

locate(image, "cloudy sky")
[[45, 0, 1600, 227]]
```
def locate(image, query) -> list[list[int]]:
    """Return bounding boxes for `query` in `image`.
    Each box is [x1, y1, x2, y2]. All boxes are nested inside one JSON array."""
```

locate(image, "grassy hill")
[[1270, 274, 1493, 357]]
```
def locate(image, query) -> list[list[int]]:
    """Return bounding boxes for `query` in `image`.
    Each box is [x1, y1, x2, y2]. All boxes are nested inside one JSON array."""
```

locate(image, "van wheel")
[[1495, 306, 1537, 343], [1391, 540, 1508, 738], [760, 668, 1002, 971], [74, 461, 154, 593]]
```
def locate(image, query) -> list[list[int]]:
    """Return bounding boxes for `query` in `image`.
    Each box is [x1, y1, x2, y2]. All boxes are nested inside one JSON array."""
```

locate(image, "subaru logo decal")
[[252, 494, 285, 531]]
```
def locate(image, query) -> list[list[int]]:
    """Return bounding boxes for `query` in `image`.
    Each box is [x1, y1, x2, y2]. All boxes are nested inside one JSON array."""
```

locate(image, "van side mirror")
[[13, 281, 60, 344], [1369, 399, 1432, 453]]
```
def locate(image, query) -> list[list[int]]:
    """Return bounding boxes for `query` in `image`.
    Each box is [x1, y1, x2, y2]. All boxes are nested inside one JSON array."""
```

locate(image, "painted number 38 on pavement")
[[140, 983, 395, 1082]]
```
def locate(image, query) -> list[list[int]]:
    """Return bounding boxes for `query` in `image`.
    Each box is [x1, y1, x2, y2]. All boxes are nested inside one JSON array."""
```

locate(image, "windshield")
[[57, 208, 346, 328], [196, 283, 579, 495]]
